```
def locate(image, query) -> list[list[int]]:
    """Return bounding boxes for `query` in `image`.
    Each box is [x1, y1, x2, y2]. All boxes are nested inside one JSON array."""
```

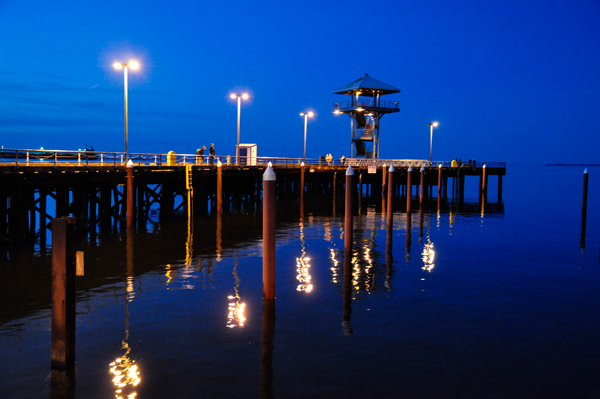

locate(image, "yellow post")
[[167, 151, 176, 166]]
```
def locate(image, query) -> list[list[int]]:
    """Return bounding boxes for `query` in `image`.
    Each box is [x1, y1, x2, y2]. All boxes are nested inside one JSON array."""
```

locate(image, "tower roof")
[[333, 74, 400, 96]]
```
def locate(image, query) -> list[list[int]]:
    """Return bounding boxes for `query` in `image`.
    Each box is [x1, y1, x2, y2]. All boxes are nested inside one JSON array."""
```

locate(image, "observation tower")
[[333, 74, 400, 159]]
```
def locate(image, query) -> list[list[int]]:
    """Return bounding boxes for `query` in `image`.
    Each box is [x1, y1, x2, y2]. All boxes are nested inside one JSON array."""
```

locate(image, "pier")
[[0, 148, 505, 246]]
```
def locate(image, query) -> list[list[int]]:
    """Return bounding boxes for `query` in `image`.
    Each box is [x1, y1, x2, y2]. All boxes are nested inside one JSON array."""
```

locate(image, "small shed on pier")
[[333, 74, 400, 159]]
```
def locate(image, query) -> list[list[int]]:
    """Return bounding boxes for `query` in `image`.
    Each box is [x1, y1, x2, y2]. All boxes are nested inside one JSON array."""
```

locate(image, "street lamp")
[[230, 93, 249, 165], [113, 61, 139, 161], [300, 112, 314, 163], [427, 121, 439, 163]]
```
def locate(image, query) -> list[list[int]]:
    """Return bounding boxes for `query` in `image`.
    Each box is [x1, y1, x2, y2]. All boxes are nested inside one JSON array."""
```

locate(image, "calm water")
[[1, 165, 599, 398]]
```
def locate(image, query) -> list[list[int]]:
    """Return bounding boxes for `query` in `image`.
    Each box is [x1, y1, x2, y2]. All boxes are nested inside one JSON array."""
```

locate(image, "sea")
[[1, 165, 599, 399]]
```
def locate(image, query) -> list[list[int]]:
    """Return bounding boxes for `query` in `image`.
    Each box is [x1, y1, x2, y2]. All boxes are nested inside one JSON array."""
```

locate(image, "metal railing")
[[0, 148, 505, 169], [333, 99, 399, 110]]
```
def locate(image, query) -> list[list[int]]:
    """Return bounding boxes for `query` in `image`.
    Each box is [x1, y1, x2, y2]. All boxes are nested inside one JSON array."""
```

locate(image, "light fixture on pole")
[[113, 61, 139, 161], [230, 93, 249, 166], [300, 111, 314, 163], [427, 121, 439, 163]]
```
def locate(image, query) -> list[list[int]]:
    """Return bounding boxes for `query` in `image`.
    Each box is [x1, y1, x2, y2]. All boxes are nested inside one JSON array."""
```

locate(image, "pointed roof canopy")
[[333, 73, 400, 96]]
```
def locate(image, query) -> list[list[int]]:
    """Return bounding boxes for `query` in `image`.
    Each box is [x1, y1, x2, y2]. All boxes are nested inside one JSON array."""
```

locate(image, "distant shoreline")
[[545, 164, 600, 167]]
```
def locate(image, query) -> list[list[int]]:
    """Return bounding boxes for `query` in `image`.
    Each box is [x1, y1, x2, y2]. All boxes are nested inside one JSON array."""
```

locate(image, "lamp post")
[[230, 93, 249, 165], [300, 112, 314, 163], [113, 61, 139, 161], [427, 121, 439, 163]]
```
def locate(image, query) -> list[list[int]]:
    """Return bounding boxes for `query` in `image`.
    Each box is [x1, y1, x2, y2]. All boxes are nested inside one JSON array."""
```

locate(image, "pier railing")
[[0, 148, 505, 169]]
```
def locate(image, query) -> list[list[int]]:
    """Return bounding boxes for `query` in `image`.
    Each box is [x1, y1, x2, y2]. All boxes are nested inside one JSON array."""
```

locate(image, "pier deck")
[[0, 149, 506, 245]]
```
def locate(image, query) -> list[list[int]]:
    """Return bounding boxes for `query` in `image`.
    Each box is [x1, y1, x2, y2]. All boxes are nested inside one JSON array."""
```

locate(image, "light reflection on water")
[[108, 278, 141, 399], [3, 166, 600, 398]]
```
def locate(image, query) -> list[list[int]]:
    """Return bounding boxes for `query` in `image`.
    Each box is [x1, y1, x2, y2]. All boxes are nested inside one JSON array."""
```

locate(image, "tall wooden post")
[[345, 166, 354, 253], [406, 167, 413, 214], [481, 164, 487, 204], [437, 164, 442, 210], [382, 164, 387, 197], [387, 165, 395, 226], [51, 217, 76, 374], [582, 169, 589, 217], [420, 166, 425, 206], [438, 165, 442, 198], [300, 162, 305, 202], [263, 165, 276, 300], [126, 160, 134, 230], [217, 160, 223, 214]]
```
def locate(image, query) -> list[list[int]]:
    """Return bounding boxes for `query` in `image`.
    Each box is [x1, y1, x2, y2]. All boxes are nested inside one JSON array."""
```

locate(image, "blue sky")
[[1, 0, 599, 164]]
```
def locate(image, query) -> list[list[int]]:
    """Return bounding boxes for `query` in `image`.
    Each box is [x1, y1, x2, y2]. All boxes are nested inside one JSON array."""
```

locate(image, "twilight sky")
[[1, 0, 599, 165]]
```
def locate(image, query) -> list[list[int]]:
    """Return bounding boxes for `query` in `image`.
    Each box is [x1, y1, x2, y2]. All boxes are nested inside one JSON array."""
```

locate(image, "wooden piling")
[[300, 162, 305, 202], [406, 167, 413, 214], [345, 166, 354, 253], [481, 164, 487, 204], [263, 165, 276, 300], [382, 164, 387, 197], [420, 166, 425, 205], [51, 217, 76, 374], [582, 169, 589, 217], [385, 219, 393, 290], [217, 161, 223, 214], [387, 165, 395, 226], [126, 160, 134, 230]]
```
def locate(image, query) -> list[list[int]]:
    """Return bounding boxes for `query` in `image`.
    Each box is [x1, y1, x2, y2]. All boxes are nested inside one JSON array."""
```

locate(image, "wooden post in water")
[[387, 165, 395, 226], [437, 164, 442, 198], [420, 166, 425, 206], [345, 166, 354, 252], [300, 162, 305, 202], [126, 160, 134, 230], [217, 160, 223, 214], [582, 169, 589, 217], [382, 164, 387, 197], [406, 167, 413, 214], [263, 164, 276, 300], [51, 217, 76, 376], [482, 164, 487, 204]]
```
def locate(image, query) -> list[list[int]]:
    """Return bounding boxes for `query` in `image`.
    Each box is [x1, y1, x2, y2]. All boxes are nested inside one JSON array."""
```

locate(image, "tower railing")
[[333, 99, 399, 110]]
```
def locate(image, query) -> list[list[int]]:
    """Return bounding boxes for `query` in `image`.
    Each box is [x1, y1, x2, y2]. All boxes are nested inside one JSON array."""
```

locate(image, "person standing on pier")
[[196, 146, 206, 164], [209, 143, 216, 165]]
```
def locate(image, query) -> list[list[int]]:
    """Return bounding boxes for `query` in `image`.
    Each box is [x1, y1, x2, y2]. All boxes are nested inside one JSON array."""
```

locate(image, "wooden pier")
[[0, 150, 506, 245]]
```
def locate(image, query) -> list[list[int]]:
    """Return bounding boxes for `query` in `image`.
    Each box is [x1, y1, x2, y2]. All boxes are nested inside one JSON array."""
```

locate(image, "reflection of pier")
[[0, 154, 505, 245]]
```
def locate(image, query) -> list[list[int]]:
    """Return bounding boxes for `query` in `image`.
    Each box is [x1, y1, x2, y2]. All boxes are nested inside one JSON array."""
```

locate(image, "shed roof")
[[333, 74, 400, 96]]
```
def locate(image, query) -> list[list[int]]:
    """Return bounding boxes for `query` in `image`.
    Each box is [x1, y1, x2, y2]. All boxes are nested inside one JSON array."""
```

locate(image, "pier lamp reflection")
[[421, 222, 435, 272], [296, 217, 313, 292], [227, 257, 246, 328], [109, 289, 141, 398]]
